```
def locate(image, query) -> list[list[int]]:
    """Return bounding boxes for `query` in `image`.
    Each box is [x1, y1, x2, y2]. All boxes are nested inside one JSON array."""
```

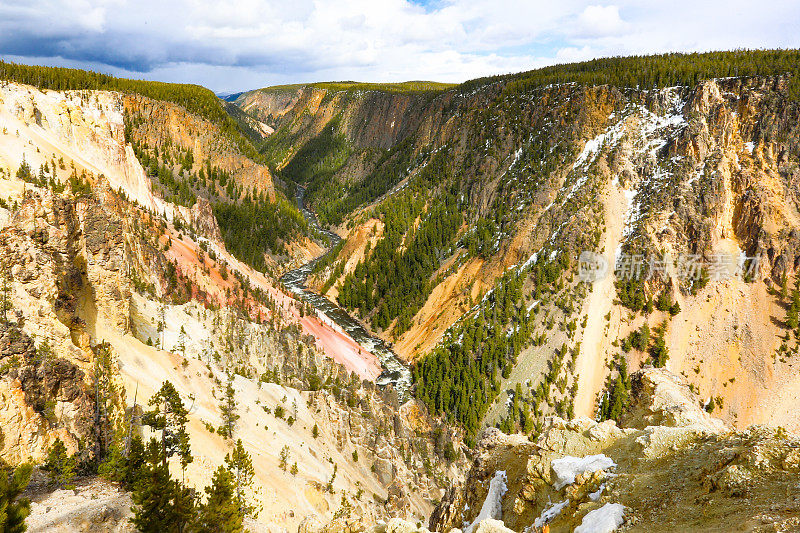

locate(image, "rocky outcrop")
[[26, 477, 135, 533], [0, 324, 95, 463], [8, 188, 131, 337], [368, 517, 512, 533], [2, 324, 91, 418], [619, 76, 800, 283], [620, 366, 729, 433], [307, 391, 466, 524], [0, 82, 158, 213], [235, 86, 438, 151], [0, 187, 134, 461], [235, 86, 307, 127], [187, 196, 223, 243], [429, 368, 800, 532], [124, 286, 464, 530]]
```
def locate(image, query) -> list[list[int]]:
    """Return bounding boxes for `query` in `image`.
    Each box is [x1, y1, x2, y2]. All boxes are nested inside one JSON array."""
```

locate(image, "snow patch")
[[687, 161, 705, 186], [511, 146, 524, 166], [551, 454, 616, 490], [575, 118, 627, 169], [464, 471, 507, 533], [589, 483, 606, 501], [533, 499, 568, 528], [574, 503, 626, 533], [563, 118, 627, 202], [520, 251, 539, 271], [498, 145, 525, 180], [615, 182, 640, 261]]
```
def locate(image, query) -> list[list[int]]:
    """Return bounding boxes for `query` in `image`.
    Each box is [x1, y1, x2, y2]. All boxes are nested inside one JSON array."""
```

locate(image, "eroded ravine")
[[280, 188, 412, 399]]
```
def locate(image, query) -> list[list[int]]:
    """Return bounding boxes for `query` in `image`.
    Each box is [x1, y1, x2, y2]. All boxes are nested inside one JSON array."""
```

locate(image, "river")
[[279, 187, 412, 400]]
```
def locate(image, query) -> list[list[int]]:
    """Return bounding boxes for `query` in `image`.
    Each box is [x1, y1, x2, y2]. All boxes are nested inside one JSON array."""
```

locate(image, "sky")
[[1, 0, 799, 94]]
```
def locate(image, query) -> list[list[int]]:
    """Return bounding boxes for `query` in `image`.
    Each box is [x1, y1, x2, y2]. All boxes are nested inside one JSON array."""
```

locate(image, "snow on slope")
[[464, 470, 508, 533], [532, 499, 569, 528], [574, 503, 626, 533], [551, 454, 616, 490]]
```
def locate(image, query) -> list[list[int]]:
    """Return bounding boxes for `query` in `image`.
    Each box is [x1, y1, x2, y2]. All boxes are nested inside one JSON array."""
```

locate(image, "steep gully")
[[280, 188, 412, 398]]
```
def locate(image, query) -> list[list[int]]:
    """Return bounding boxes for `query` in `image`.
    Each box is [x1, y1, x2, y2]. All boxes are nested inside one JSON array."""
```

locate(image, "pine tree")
[[172, 484, 197, 533], [15, 159, 32, 182], [224, 439, 257, 518], [98, 435, 126, 484], [42, 438, 75, 489], [157, 306, 166, 348], [0, 463, 32, 533], [633, 323, 650, 351], [100, 433, 147, 491], [93, 342, 117, 462], [326, 464, 338, 493], [142, 381, 192, 474], [192, 466, 243, 533], [177, 326, 186, 355], [279, 446, 289, 472], [788, 288, 800, 329], [130, 439, 195, 533], [219, 376, 239, 439], [34, 341, 56, 425], [650, 326, 669, 368], [124, 435, 147, 490]]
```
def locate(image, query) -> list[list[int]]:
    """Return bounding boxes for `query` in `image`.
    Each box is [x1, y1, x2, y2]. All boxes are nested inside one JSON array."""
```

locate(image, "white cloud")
[[555, 45, 599, 64], [577, 5, 628, 37], [1, 0, 799, 92]]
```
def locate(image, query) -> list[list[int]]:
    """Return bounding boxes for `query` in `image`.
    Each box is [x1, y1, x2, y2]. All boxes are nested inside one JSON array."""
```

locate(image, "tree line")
[[213, 193, 309, 271], [335, 152, 460, 336], [0, 60, 263, 162], [456, 49, 800, 101], [414, 254, 569, 442]]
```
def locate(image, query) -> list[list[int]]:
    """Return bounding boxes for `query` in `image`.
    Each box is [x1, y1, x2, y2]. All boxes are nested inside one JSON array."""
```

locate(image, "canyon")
[[0, 51, 800, 532]]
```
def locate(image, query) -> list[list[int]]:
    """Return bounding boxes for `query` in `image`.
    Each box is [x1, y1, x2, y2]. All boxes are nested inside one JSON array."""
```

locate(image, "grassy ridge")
[[460, 49, 800, 98], [253, 80, 454, 94]]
